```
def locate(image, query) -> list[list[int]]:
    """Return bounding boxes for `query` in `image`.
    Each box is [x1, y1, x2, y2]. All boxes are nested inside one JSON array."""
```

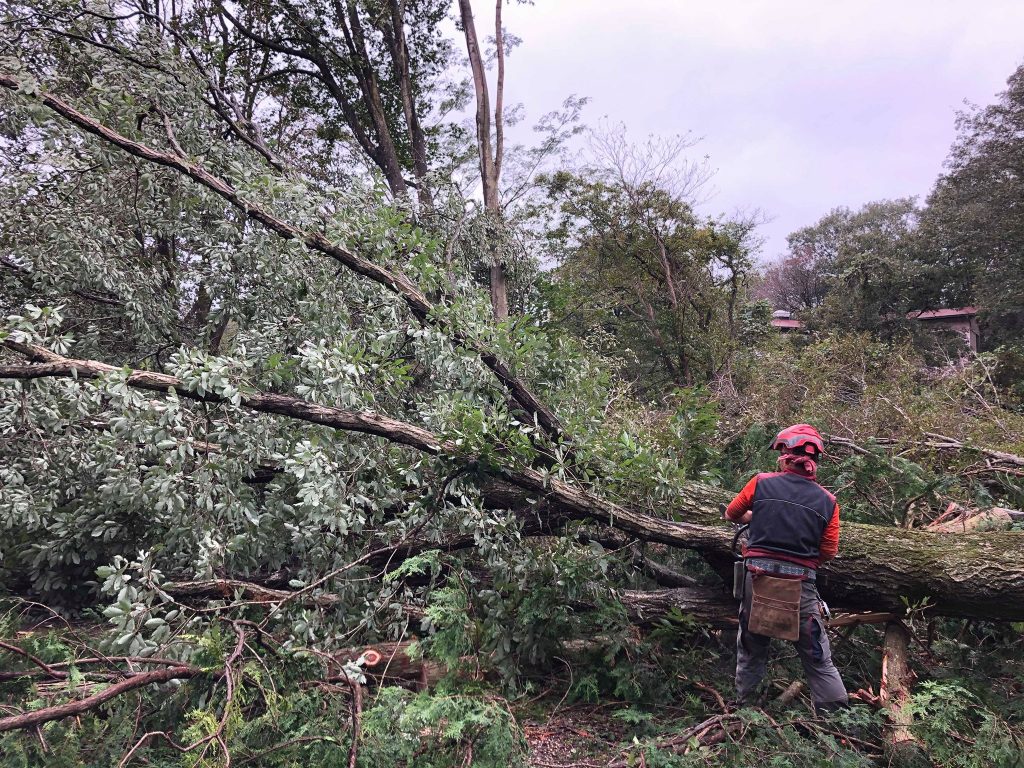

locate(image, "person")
[[724, 423, 849, 712]]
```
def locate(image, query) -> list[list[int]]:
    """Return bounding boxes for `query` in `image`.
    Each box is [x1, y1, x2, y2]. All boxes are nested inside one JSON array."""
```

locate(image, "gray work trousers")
[[736, 570, 848, 706]]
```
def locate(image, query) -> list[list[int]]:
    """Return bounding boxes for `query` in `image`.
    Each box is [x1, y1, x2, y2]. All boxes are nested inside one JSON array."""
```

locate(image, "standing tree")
[[542, 129, 755, 391], [457, 0, 510, 319], [756, 246, 830, 314], [213, 0, 456, 207], [781, 199, 919, 333], [916, 64, 1024, 345]]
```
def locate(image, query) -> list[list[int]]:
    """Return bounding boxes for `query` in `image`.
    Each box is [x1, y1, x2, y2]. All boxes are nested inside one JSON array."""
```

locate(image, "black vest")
[[746, 472, 836, 561]]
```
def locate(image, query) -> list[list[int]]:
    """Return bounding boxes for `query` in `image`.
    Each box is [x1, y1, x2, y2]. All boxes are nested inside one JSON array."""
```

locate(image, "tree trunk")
[[328, 641, 445, 689], [880, 621, 930, 767], [487, 470, 1024, 621], [457, 0, 509, 320], [577, 479, 1024, 621], [384, 0, 433, 209], [338, 0, 409, 199]]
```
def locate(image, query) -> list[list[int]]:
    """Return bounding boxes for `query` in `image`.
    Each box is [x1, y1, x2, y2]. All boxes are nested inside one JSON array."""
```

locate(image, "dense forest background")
[[1, 2, 1023, 766]]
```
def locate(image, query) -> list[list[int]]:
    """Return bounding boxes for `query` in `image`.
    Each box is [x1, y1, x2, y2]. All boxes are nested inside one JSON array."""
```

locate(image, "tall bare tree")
[[457, 0, 508, 319]]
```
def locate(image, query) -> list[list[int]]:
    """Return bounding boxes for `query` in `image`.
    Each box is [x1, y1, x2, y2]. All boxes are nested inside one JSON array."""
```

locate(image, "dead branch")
[[0, 666, 200, 733], [827, 432, 1024, 470]]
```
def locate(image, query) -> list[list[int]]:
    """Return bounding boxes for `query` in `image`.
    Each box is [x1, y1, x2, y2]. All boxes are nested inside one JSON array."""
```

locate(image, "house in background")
[[905, 306, 980, 352], [770, 310, 805, 332], [768, 307, 981, 351]]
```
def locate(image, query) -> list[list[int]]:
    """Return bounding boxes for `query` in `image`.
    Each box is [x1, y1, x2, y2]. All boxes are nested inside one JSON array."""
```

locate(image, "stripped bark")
[[880, 621, 930, 767], [775, 680, 805, 706]]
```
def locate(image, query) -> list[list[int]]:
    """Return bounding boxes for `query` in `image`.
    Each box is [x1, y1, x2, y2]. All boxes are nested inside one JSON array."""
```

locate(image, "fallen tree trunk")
[[528, 477, 1024, 621], [5, 343, 1024, 622], [5, 76, 1024, 628], [328, 641, 445, 689]]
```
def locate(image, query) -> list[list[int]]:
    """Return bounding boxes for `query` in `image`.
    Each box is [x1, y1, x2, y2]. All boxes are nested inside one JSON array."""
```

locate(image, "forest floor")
[[514, 680, 837, 767], [520, 701, 627, 766], [516, 694, 755, 766]]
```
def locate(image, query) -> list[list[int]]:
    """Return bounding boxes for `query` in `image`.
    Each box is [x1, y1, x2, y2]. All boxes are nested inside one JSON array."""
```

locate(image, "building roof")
[[906, 306, 979, 321], [770, 318, 805, 329]]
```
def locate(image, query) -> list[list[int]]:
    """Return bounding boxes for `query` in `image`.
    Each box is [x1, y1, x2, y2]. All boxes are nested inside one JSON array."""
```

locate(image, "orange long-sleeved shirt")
[[725, 470, 840, 565]]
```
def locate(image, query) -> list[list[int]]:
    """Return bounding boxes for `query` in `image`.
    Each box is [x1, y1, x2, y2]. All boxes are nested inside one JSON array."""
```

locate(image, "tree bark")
[[664, 485, 1024, 621], [217, 5, 395, 191], [337, 0, 409, 199], [457, 0, 509, 320], [328, 641, 445, 689], [880, 621, 930, 767]]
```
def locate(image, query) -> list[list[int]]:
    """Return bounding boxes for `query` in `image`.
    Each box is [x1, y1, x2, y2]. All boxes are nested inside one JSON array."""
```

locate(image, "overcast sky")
[[496, 0, 1024, 260]]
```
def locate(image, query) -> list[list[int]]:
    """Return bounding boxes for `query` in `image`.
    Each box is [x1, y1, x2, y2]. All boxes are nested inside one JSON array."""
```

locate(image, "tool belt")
[[747, 573, 802, 641], [746, 557, 816, 582]]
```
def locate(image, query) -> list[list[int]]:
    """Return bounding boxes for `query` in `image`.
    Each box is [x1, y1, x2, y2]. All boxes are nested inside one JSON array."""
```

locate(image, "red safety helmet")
[[771, 424, 825, 458]]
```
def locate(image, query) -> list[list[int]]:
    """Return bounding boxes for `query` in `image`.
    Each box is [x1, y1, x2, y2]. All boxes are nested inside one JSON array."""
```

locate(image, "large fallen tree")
[[4, 339, 1024, 622]]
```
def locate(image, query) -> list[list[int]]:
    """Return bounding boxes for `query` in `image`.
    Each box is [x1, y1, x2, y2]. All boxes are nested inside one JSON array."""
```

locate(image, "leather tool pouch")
[[748, 574, 801, 641]]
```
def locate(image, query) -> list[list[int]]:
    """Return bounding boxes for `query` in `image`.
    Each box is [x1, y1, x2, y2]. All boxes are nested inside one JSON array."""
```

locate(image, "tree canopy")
[[916, 65, 1024, 344]]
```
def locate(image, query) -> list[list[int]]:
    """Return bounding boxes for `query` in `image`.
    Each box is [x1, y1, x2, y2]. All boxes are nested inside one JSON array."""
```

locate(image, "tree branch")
[[0, 666, 200, 733], [0, 339, 445, 453], [0, 74, 565, 443]]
